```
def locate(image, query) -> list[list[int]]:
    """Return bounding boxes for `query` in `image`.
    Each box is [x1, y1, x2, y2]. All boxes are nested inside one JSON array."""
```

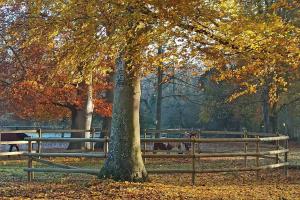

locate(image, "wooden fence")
[[0, 130, 38, 157], [24, 137, 108, 181], [13, 129, 289, 184], [0, 129, 100, 156]]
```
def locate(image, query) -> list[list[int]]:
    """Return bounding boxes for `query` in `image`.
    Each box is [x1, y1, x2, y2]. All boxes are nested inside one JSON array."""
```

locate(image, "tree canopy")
[[0, 0, 299, 181]]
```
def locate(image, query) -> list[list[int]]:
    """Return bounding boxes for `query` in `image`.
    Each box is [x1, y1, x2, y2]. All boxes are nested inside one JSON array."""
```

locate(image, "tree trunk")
[[262, 85, 270, 133], [99, 57, 147, 182], [102, 73, 114, 137], [155, 46, 163, 138], [68, 107, 86, 150], [102, 73, 114, 136], [155, 65, 163, 135], [68, 83, 94, 150], [270, 104, 278, 134], [84, 83, 94, 149], [102, 117, 112, 137], [95, 73, 114, 149], [94, 117, 111, 150], [270, 113, 278, 133]]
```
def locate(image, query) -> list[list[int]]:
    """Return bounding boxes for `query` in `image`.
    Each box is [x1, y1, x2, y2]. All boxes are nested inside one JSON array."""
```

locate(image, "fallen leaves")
[[0, 170, 299, 199]]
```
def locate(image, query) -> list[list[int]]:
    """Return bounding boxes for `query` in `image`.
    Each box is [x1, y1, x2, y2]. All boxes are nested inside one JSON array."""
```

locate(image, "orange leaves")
[[7, 81, 67, 120], [1, 164, 300, 199], [5, 69, 112, 120], [94, 99, 112, 117]]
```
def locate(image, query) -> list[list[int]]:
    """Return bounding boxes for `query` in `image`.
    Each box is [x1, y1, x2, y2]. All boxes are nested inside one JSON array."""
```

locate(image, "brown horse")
[[1, 133, 28, 152], [153, 133, 197, 153]]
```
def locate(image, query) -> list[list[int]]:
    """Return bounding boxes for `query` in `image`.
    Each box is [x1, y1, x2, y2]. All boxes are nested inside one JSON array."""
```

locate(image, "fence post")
[[284, 139, 288, 177], [152, 131, 155, 154], [243, 128, 248, 167], [192, 136, 196, 185], [198, 130, 201, 153], [37, 129, 42, 155], [276, 132, 280, 164], [256, 136, 260, 180], [27, 139, 33, 182], [91, 128, 95, 151], [143, 129, 147, 163], [104, 136, 108, 157]]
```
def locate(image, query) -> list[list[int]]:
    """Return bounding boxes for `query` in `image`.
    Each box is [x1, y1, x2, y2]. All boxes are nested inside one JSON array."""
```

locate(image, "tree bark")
[[155, 65, 163, 135], [99, 56, 147, 182], [270, 104, 278, 134], [102, 73, 114, 137], [270, 113, 278, 133], [68, 83, 94, 150], [84, 83, 94, 149], [95, 73, 114, 149], [155, 47, 163, 139], [68, 107, 86, 150], [262, 85, 270, 133]]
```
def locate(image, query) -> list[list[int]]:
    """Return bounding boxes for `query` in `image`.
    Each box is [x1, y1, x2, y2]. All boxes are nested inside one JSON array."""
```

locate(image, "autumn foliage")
[[0, 0, 299, 183], [8, 79, 112, 120], [1, 0, 299, 119]]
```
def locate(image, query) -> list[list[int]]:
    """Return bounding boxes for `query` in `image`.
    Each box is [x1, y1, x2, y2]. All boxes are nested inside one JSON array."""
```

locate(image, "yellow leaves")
[[2, 0, 299, 108], [275, 77, 288, 87], [227, 82, 257, 102], [50, 30, 59, 38], [86, 1, 97, 15], [208, 6, 300, 104], [248, 84, 257, 93], [135, 22, 146, 31], [219, 0, 240, 18], [243, 30, 255, 37], [270, 0, 299, 10]]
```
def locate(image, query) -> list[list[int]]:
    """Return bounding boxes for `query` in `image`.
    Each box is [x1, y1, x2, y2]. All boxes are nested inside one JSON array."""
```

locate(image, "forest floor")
[[0, 142, 299, 199]]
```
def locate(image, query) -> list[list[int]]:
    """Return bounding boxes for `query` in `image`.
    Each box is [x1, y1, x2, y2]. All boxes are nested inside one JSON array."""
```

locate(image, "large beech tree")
[[1, 0, 299, 181]]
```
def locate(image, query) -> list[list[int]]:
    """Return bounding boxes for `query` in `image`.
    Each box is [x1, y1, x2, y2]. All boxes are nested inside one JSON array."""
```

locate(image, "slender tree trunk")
[[84, 83, 94, 149], [99, 57, 147, 181], [153, 47, 163, 152], [262, 85, 270, 133], [95, 73, 114, 149], [68, 107, 86, 150], [270, 104, 278, 134], [68, 83, 94, 150], [101, 73, 114, 137], [270, 113, 278, 133], [94, 117, 111, 150], [155, 65, 163, 134], [155, 47, 163, 138]]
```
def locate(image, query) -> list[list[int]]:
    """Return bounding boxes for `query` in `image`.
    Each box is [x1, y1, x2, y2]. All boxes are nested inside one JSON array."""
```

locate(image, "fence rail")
[[145, 129, 277, 137], [0, 130, 38, 134], [141, 129, 289, 184], [17, 129, 289, 184], [0, 129, 39, 157], [0, 129, 100, 157], [24, 138, 106, 142], [0, 128, 290, 184]]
